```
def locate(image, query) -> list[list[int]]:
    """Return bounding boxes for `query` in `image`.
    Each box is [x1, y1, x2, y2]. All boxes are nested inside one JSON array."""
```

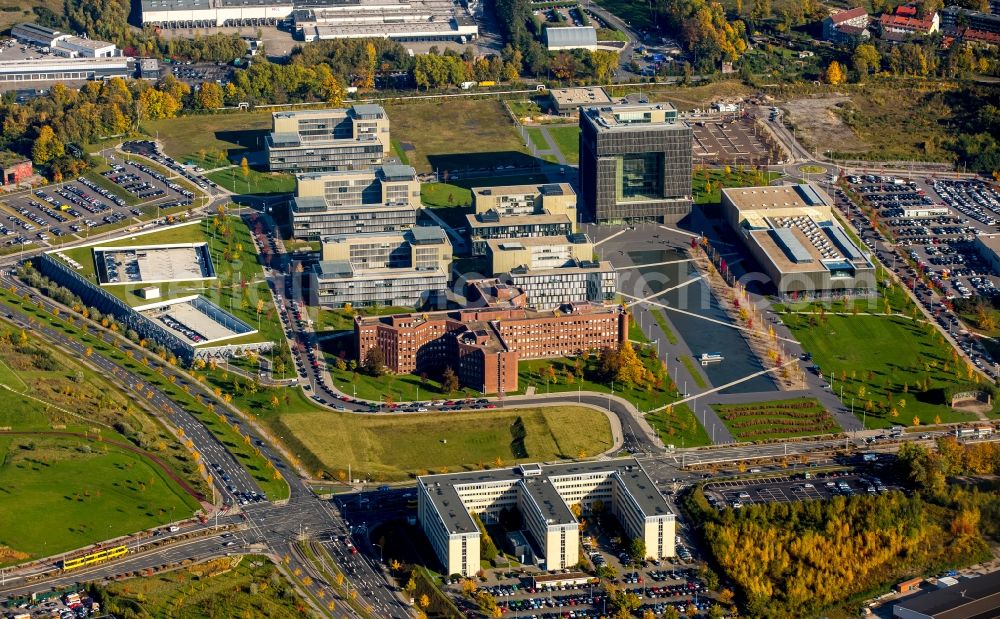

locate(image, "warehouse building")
[[418, 459, 675, 576], [355, 301, 627, 393], [545, 26, 598, 50], [140, 0, 293, 27], [310, 226, 452, 308], [11, 23, 118, 58], [294, 0, 478, 42], [723, 183, 876, 296], [973, 234, 1000, 276], [291, 164, 419, 240], [0, 56, 132, 84], [892, 571, 1000, 619], [579, 102, 693, 224], [266, 105, 389, 173]]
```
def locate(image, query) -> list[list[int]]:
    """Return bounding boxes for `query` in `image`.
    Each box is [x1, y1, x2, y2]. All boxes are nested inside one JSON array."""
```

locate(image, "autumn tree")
[[824, 60, 847, 85]]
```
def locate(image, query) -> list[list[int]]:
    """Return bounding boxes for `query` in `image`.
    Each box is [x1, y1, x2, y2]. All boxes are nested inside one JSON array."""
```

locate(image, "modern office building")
[[466, 182, 577, 256], [579, 102, 693, 224], [266, 105, 389, 173], [506, 260, 617, 309], [418, 459, 675, 576], [355, 302, 627, 393], [722, 183, 876, 296], [290, 164, 419, 240], [294, 0, 478, 42], [485, 233, 592, 275], [310, 226, 452, 308]]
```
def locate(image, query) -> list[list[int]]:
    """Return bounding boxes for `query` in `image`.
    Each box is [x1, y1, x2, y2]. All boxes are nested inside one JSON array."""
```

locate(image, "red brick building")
[[355, 302, 628, 394], [0, 152, 32, 186]]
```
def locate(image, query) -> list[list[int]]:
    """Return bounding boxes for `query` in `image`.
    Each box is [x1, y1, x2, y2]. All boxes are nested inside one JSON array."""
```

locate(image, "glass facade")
[[618, 152, 664, 202]]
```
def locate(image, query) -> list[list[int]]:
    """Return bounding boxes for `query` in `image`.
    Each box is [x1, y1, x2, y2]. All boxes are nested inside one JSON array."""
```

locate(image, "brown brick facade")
[[355, 303, 628, 394]]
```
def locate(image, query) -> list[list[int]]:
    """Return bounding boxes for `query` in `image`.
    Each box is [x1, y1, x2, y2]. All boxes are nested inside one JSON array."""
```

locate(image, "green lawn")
[[713, 397, 840, 441], [518, 351, 675, 413], [313, 305, 415, 334], [780, 313, 987, 426], [646, 402, 712, 447], [693, 168, 782, 205], [387, 98, 534, 174], [526, 127, 549, 151], [327, 365, 480, 402], [593, 0, 656, 29], [98, 555, 308, 619], [0, 435, 200, 566], [140, 111, 273, 164], [205, 167, 296, 195], [270, 406, 613, 480], [547, 126, 580, 164]]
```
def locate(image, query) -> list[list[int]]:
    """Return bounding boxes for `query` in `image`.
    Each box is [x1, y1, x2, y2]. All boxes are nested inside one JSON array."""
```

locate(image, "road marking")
[[615, 258, 694, 270], [630, 294, 800, 344], [595, 229, 626, 246], [652, 358, 800, 411], [621, 277, 702, 309]]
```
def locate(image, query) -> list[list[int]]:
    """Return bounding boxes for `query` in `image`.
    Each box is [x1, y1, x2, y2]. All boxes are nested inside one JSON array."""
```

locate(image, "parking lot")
[[122, 140, 217, 194], [837, 174, 1000, 378], [0, 163, 194, 250], [691, 116, 775, 165], [704, 469, 896, 510]]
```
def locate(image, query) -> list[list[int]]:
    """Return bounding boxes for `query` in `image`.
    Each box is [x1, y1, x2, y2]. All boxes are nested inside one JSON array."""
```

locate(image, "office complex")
[[310, 226, 451, 307], [291, 165, 419, 240], [482, 233, 616, 308], [295, 0, 478, 42], [418, 459, 675, 576], [548, 87, 612, 116], [266, 105, 389, 173], [355, 302, 627, 393], [11, 23, 118, 57], [467, 183, 578, 255], [722, 183, 876, 296], [579, 102, 692, 224]]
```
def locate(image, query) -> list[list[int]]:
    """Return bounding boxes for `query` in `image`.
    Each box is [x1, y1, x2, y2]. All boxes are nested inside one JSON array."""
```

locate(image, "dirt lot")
[[781, 95, 868, 155]]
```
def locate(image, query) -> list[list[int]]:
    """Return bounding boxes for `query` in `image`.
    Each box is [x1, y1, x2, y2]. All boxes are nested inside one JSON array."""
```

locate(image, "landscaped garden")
[[713, 397, 839, 441]]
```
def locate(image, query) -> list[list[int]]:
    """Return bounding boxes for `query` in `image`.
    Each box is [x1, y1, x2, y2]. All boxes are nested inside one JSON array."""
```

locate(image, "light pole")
[[373, 543, 383, 563]]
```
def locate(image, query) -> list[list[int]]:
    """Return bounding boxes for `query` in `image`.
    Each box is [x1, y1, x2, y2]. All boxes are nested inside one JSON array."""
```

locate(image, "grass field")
[[780, 313, 987, 426], [526, 127, 549, 151], [98, 555, 308, 619], [269, 406, 613, 479], [548, 126, 580, 164], [140, 112, 273, 166], [327, 364, 480, 401], [713, 397, 839, 441], [386, 99, 534, 174], [652, 309, 679, 345], [646, 402, 712, 447], [205, 167, 295, 195], [0, 435, 200, 566]]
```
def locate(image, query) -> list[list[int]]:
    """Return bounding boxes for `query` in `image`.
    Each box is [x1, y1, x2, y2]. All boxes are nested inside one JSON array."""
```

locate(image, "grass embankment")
[[0, 435, 200, 566], [781, 312, 987, 426], [0, 288, 288, 500], [205, 168, 296, 195], [264, 406, 613, 481], [97, 555, 310, 618], [713, 397, 839, 441], [646, 402, 712, 447], [140, 111, 272, 164], [680, 355, 708, 389], [652, 309, 679, 345]]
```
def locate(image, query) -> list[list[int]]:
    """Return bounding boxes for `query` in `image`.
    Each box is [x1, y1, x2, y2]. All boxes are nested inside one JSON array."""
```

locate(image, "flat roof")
[[549, 87, 611, 107], [509, 259, 614, 277], [60, 36, 115, 51], [894, 571, 1000, 619], [580, 102, 684, 132], [467, 211, 575, 229], [486, 233, 590, 251], [473, 182, 575, 198], [976, 234, 1000, 256], [723, 184, 830, 214], [314, 261, 447, 281], [419, 458, 672, 535]]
